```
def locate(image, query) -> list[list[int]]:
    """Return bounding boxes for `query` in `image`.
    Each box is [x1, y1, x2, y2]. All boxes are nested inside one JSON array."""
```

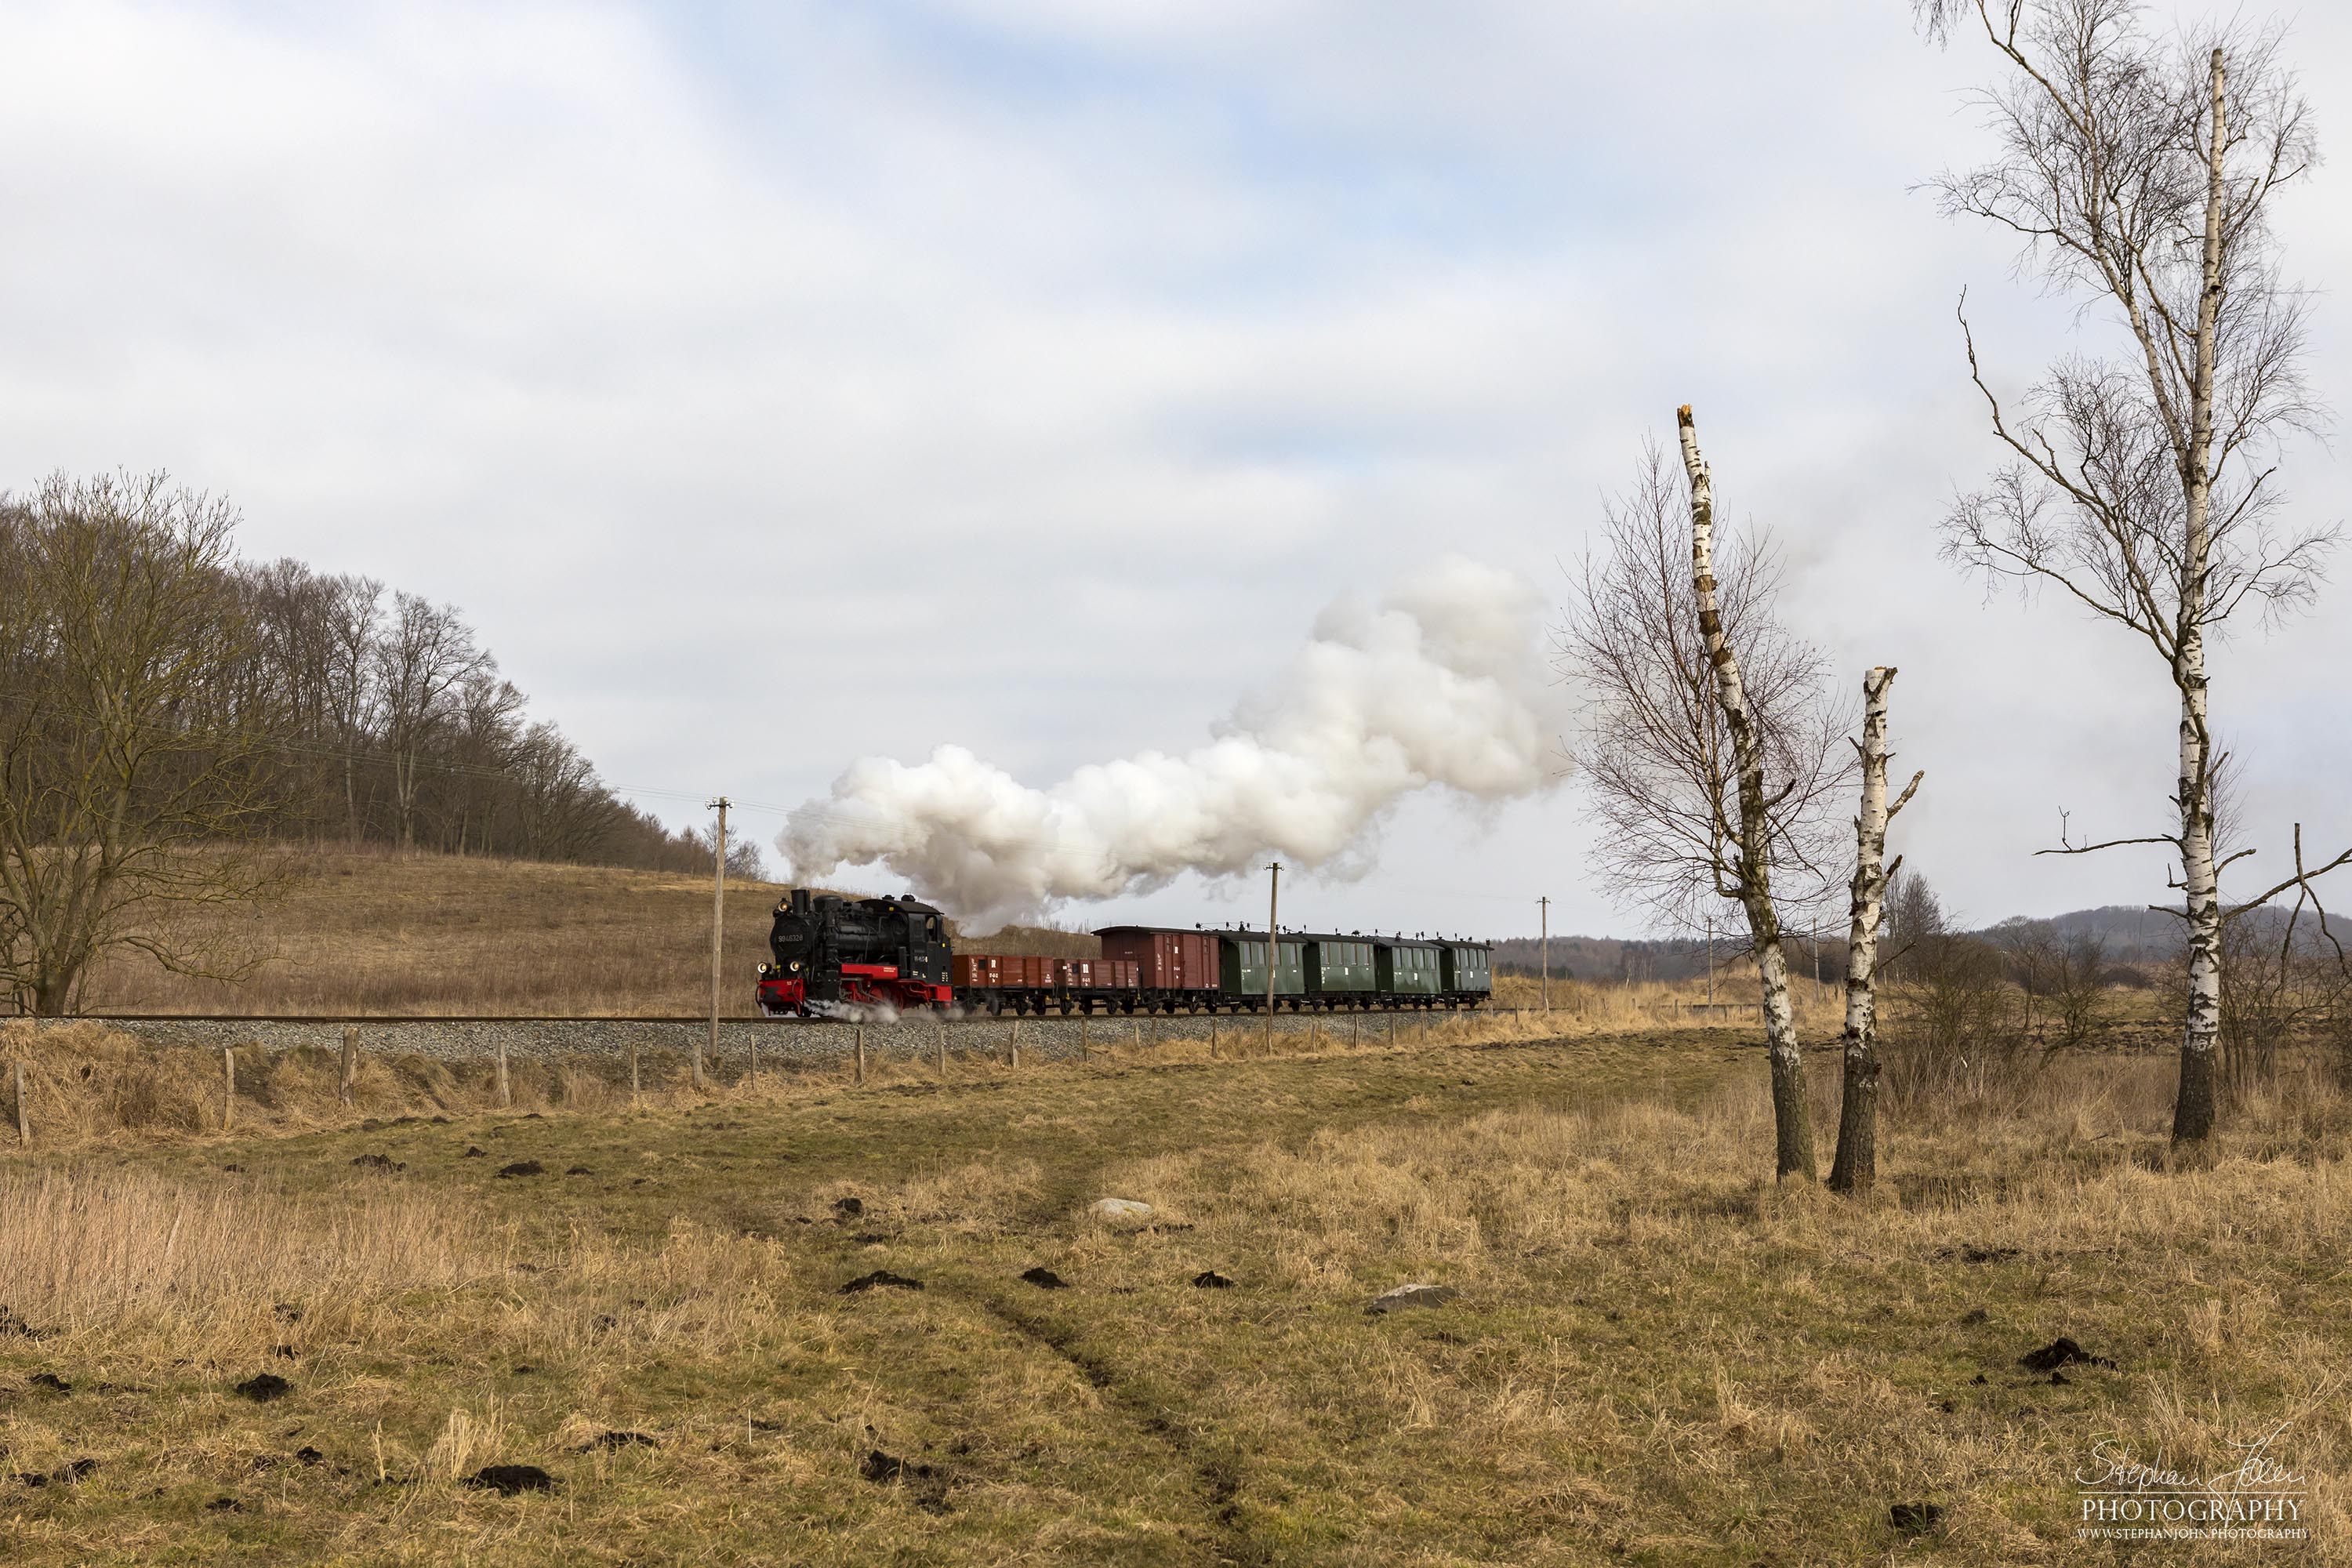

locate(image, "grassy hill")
[[75, 848, 1091, 1018]]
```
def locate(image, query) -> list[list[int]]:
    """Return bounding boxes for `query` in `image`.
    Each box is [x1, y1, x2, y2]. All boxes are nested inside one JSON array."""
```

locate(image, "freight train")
[[754, 887, 1494, 1018]]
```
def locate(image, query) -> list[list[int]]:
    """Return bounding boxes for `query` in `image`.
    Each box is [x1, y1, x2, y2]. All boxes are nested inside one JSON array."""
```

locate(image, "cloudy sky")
[[5, 1, 2349, 944]]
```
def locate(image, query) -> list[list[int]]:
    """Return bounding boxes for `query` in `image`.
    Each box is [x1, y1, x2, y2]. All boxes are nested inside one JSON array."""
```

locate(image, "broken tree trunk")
[[1829, 666, 1921, 1198], [1679, 403, 1817, 1182]]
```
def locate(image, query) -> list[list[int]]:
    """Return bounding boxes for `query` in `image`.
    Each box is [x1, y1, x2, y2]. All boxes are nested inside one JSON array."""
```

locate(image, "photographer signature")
[[2075, 1423, 2306, 1495]]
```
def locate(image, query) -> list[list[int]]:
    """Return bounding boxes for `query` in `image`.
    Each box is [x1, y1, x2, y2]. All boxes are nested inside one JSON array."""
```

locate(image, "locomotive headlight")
[[789, 961, 800, 972]]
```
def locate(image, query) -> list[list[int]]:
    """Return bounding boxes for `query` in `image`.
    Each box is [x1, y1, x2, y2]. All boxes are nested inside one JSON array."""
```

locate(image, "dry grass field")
[[5, 1013, 2349, 1565], [71, 847, 1111, 1018]]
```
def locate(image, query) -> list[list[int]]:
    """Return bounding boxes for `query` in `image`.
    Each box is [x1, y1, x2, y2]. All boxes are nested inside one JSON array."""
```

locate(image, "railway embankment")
[[21, 1009, 1488, 1067]]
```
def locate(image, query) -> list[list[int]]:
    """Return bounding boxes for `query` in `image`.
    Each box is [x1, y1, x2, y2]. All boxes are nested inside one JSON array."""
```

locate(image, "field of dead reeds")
[[4, 1008, 2348, 1565]]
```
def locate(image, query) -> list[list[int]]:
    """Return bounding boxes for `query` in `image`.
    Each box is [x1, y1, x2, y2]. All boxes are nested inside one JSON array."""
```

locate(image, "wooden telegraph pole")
[[1263, 861, 1282, 1054], [1539, 895, 1550, 1015], [701, 796, 728, 1091]]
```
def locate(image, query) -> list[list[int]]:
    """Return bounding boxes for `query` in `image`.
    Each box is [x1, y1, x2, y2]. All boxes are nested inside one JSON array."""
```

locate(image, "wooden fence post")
[[1209, 1015, 1218, 1058], [338, 1025, 360, 1106], [222, 1047, 235, 1131], [935, 1016, 948, 1076], [856, 1025, 868, 1085], [1080, 1014, 1090, 1061], [1007, 1018, 1020, 1069], [13, 1059, 27, 1145], [496, 1038, 512, 1109], [750, 1030, 759, 1088], [1133, 1018, 1143, 1053], [629, 1037, 641, 1105]]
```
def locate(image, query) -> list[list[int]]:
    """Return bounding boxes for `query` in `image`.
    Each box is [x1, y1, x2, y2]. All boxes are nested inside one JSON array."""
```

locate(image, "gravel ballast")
[[25, 1009, 1475, 1068]]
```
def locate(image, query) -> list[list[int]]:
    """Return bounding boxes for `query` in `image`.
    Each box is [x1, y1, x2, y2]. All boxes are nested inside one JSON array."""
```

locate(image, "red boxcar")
[[1094, 927, 1218, 992], [953, 954, 1001, 989]]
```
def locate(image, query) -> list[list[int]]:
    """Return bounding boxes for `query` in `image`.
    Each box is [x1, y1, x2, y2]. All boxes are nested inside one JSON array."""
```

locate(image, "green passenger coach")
[[1305, 935, 1377, 1000], [1219, 934, 1305, 1000], [1440, 942, 1492, 999], [1377, 938, 1443, 998]]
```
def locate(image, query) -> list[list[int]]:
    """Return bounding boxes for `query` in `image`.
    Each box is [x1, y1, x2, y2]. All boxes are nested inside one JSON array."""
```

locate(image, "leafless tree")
[[1927, 0, 2341, 1150], [372, 592, 492, 851], [1828, 667, 1923, 1198], [321, 573, 386, 841], [1559, 429, 1854, 1181], [1992, 916, 2111, 1046], [0, 474, 287, 1015]]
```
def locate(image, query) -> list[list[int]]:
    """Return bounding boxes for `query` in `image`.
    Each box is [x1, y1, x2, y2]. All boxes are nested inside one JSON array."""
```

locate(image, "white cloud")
[[1, 0, 2347, 938]]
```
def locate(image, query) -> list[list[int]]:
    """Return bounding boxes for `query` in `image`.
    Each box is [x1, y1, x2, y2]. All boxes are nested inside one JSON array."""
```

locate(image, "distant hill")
[[1494, 900, 2336, 982], [1490, 931, 1838, 984]]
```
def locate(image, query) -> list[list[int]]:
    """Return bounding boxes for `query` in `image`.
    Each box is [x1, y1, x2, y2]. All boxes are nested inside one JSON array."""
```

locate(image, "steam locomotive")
[[755, 887, 1494, 1018]]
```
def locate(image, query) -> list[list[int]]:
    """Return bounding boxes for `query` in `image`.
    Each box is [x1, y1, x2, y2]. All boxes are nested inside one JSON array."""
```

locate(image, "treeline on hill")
[[0, 472, 754, 1014], [1, 472, 749, 875]]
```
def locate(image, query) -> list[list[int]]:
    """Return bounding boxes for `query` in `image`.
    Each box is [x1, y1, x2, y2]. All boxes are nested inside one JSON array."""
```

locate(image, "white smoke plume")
[[779, 557, 1563, 924]]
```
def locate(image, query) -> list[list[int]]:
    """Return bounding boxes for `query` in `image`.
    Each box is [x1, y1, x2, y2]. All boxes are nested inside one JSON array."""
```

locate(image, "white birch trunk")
[[2172, 48, 2227, 1149], [1679, 404, 1816, 1181], [1829, 666, 1918, 1196]]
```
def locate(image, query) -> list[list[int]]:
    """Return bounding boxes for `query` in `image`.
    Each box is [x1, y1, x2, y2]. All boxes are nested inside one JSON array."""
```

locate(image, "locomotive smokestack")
[[790, 887, 812, 916]]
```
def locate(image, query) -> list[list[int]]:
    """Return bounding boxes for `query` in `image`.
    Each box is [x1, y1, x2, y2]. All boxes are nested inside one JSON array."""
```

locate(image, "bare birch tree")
[[1828, 667, 1922, 1198], [1559, 431, 1853, 1181], [1680, 405, 1844, 1181], [1927, 0, 2340, 1150]]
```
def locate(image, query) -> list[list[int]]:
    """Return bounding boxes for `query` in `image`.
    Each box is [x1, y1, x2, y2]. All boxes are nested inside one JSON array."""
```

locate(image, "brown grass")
[[76, 844, 797, 1016], [3, 1019, 2349, 1563], [0, 1164, 492, 1335], [0, 1020, 655, 1144]]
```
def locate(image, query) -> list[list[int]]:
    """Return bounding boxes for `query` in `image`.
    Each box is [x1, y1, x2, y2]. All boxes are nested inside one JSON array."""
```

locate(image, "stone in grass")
[[1192, 1271, 1236, 1290], [496, 1161, 545, 1179], [564, 1167, 595, 1177], [1367, 1283, 1457, 1315], [1019, 1267, 1069, 1290], [27, 1372, 71, 1393], [1088, 1198, 1154, 1225], [833, 1196, 864, 1219], [465, 1464, 555, 1496], [840, 1270, 924, 1294], [350, 1153, 405, 1172], [462, 1146, 487, 1158], [1889, 1501, 1945, 1535], [234, 1372, 292, 1403]]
